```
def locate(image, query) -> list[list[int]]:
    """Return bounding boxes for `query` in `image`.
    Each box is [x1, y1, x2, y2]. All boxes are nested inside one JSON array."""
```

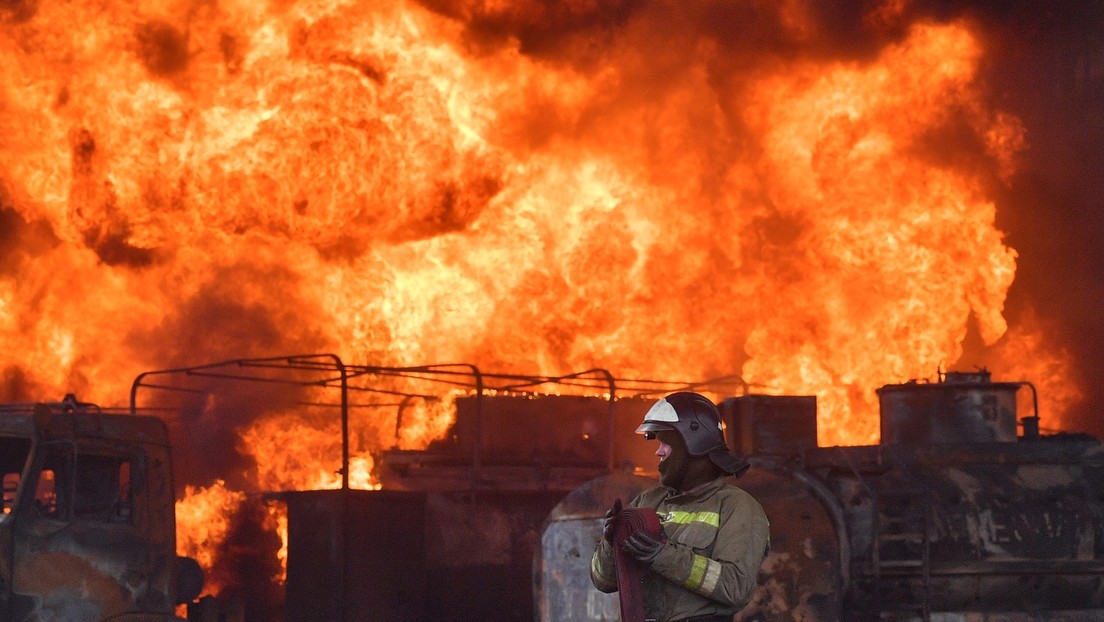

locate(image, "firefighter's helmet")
[[636, 392, 749, 477]]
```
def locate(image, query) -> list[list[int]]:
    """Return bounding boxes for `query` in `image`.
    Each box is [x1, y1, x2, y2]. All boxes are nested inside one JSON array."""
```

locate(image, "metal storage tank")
[[877, 370, 1021, 445], [536, 373, 1104, 621], [535, 467, 845, 621]]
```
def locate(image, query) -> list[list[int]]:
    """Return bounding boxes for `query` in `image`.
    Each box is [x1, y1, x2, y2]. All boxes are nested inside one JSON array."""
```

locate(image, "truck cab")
[[0, 395, 200, 621]]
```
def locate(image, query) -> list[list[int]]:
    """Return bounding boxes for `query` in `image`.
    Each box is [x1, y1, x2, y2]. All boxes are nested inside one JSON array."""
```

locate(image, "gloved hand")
[[602, 498, 622, 543], [623, 530, 665, 565]]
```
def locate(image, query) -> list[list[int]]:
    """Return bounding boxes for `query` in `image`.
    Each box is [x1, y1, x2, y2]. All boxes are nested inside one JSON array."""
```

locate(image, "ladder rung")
[[879, 560, 925, 568]]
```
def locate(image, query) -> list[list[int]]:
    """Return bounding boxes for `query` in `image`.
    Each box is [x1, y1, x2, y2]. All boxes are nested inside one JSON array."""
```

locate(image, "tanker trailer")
[[536, 371, 1104, 621]]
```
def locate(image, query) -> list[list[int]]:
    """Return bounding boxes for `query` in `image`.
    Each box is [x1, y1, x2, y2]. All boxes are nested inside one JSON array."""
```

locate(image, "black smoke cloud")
[[974, 2, 1104, 436], [126, 263, 331, 488]]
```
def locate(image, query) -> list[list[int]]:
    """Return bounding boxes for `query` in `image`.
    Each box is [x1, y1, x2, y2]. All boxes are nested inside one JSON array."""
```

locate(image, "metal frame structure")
[[129, 353, 752, 489]]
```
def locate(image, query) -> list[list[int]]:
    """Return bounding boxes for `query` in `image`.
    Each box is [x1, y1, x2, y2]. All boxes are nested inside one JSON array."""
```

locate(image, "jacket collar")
[[664, 475, 726, 502]]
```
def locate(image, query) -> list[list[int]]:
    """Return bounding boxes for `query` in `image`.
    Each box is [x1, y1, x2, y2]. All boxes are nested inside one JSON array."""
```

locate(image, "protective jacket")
[[590, 476, 769, 622]]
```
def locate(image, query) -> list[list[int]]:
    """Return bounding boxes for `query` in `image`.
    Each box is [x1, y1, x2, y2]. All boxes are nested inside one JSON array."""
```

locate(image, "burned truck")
[[0, 395, 202, 621]]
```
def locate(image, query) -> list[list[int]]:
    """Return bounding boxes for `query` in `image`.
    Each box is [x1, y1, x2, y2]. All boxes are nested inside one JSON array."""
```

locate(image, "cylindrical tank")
[[805, 440, 1104, 617], [535, 468, 844, 622], [534, 472, 656, 621], [877, 371, 1021, 445]]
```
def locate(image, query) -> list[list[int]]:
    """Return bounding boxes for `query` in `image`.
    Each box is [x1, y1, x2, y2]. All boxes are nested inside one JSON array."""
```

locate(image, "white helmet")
[[637, 392, 749, 477]]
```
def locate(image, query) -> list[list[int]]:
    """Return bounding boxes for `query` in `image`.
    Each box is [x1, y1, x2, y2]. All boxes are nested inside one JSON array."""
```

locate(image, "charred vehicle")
[[0, 395, 202, 621], [128, 357, 1104, 621]]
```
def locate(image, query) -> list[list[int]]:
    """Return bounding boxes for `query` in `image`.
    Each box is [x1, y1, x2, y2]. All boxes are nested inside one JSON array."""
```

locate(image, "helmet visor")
[[635, 420, 674, 438]]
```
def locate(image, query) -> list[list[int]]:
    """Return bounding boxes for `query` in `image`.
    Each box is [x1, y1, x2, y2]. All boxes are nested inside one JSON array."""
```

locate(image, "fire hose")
[[611, 504, 666, 622]]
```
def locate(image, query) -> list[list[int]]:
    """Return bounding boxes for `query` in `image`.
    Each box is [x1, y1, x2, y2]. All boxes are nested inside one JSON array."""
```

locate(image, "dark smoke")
[[135, 20, 190, 76], [67, 128, 156, 268], [209, 496, 285, 622], [0, 0, 37, 24], [971, 2, 1104, 436], [126, 263, 331, 489], [0, 204, 58, 280], [154, 381, 304, 491]]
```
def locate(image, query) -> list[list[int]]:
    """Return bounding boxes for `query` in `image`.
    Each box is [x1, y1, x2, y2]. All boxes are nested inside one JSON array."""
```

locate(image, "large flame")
[[0, 0, 1085, 605]]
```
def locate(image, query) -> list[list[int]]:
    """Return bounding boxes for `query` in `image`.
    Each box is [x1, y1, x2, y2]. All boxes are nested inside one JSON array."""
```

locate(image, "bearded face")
[[654, 428, 723, 491]]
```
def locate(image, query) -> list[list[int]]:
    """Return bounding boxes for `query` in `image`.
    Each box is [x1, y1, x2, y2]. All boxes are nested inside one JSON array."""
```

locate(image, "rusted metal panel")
[[423, 490, 565, 620], [807, 439, 1104, 616], [721, 395, 818, 457], [877, 373, 1021, 445], [535, 473, 655, 622], [282, 489, 427, 622], [541, 518, 620, 621], [282, 487, 566, 622], [403, 396, 656, 478]]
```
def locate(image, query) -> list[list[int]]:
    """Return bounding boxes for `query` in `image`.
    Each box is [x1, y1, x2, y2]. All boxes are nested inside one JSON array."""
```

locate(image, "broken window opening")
[[74, 453, 134, 523], [0, 436, 31, 517]]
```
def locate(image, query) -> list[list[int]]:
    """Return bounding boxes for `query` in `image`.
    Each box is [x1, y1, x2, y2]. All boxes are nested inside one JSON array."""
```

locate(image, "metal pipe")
[[472, 364, 483, 487], [791, 467, 851, 594], [1018, 381, 1041, 440], [590, 369, 616, 473], [298, 354, 350, 491]]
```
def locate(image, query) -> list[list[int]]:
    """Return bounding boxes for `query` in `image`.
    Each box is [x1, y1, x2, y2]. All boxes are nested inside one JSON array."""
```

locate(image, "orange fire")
[[175, 479, 245, 588], [0, 0, 1082, 602], [240, 411, 381, 491]]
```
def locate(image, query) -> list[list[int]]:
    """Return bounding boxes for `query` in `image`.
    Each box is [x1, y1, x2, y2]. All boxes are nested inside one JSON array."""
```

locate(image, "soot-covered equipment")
[[538, 371, 1104, 621]]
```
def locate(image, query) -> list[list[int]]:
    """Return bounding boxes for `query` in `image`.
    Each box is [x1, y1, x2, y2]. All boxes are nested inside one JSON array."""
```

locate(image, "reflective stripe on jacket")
[[590, 477, 770, 622]]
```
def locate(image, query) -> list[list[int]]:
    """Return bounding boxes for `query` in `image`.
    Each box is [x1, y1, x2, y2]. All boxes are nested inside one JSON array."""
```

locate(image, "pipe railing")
[[129, 353, 755, 488]]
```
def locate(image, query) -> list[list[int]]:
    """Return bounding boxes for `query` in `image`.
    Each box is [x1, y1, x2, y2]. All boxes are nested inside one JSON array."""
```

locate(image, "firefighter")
[[590, 392, 769, 622]]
